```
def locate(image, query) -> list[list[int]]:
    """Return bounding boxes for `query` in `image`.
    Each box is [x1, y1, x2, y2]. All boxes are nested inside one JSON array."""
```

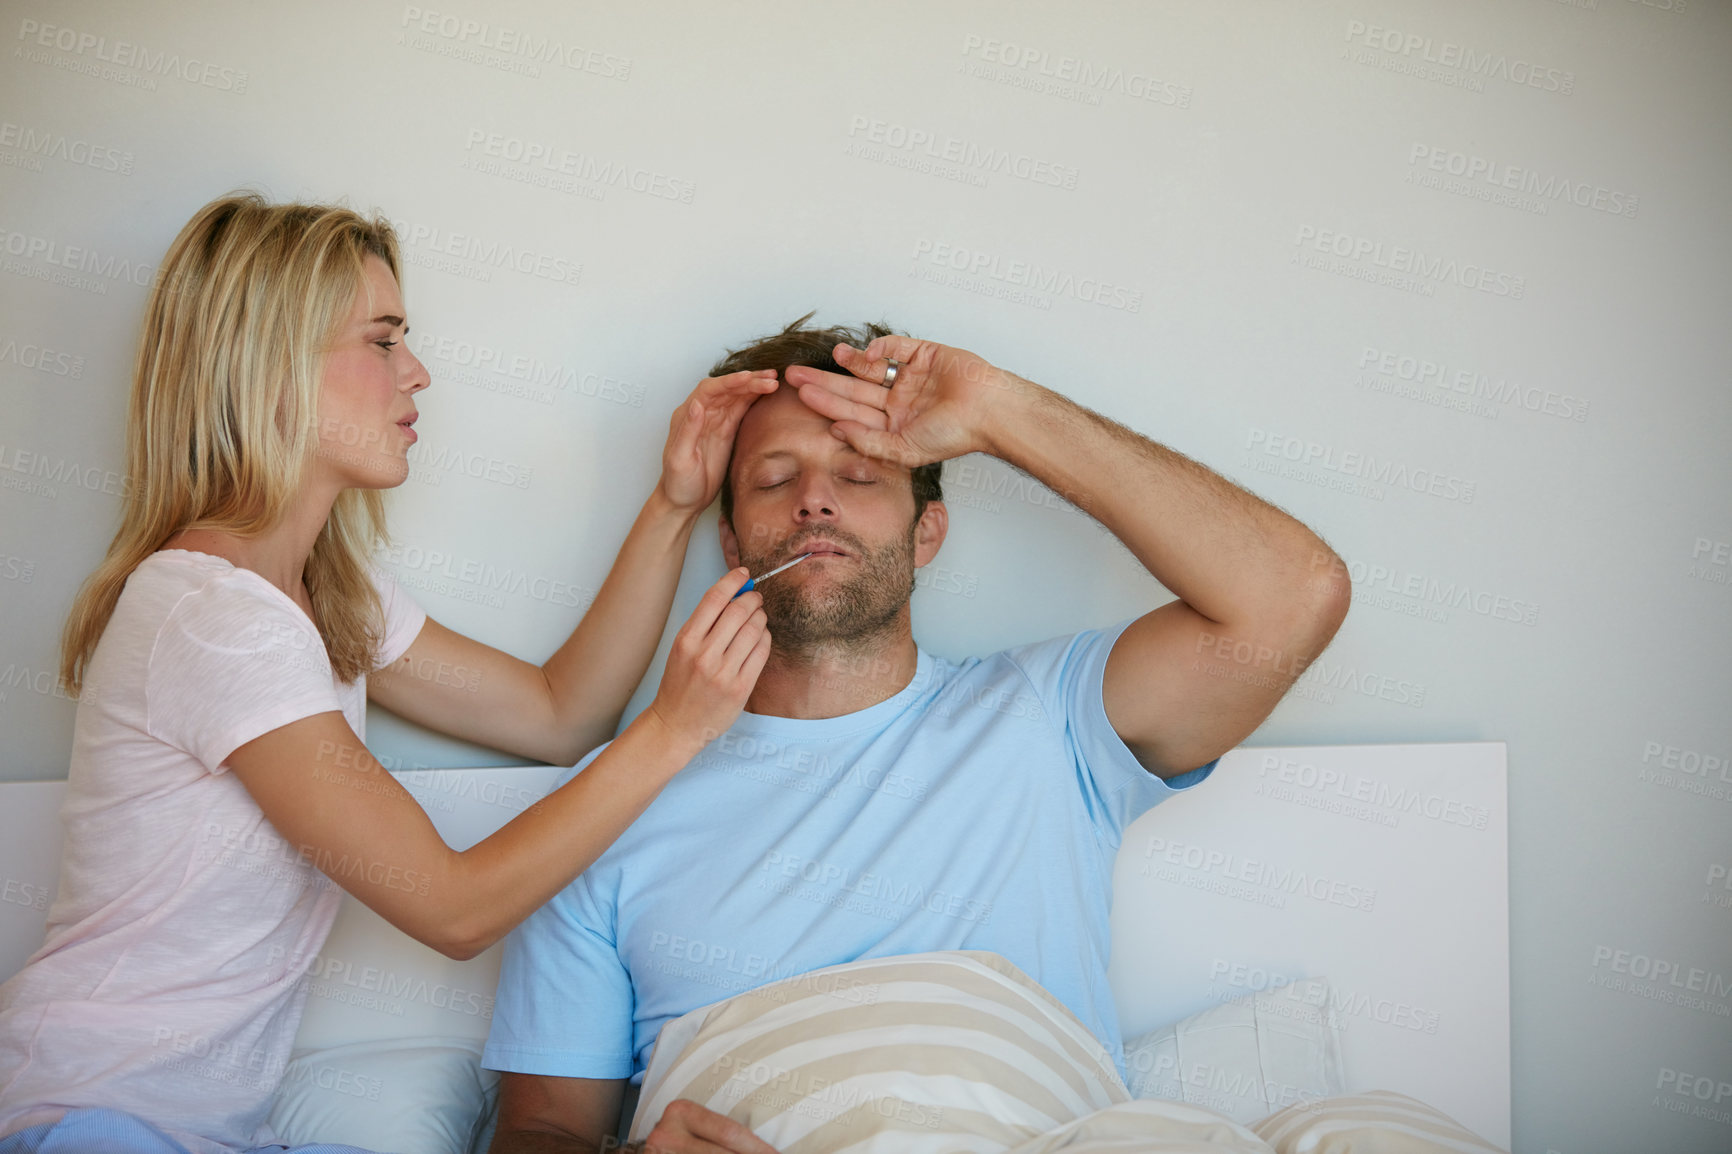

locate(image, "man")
[[483, 318, 1350, 1153]]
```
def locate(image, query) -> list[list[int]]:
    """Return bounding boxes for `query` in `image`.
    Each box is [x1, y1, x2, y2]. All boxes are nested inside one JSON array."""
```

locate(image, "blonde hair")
[[60, 192, 404, 691]]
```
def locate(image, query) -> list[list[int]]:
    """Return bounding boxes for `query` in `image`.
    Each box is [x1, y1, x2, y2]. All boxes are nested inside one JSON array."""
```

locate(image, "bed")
[[0, 742, 1509, 1152]]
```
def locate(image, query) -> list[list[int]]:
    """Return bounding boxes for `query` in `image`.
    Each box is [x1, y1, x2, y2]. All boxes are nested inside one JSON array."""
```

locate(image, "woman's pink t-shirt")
[[0, 550, 426, 1151]]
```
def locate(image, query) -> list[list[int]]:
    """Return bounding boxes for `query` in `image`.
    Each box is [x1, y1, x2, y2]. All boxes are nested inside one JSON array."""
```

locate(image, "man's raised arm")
[[787, 337, 1351, 779]]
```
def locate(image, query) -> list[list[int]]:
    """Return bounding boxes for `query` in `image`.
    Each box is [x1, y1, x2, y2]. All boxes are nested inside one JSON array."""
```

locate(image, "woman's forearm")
[[430, 708, 706, 959], [538, 487, 702, 761]]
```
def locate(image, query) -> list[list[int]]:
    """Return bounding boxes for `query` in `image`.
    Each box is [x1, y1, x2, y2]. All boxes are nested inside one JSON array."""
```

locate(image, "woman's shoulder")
[[126, 548, 268, 599], [82, 552, 321, 707], [117, 550, 311, 639], [129, 552, 335, 704]]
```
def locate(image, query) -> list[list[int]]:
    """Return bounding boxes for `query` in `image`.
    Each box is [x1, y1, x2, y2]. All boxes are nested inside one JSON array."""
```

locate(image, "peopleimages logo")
[[0, 876, 49, 912], [1687, 537, 1731, 588], [0, 442, 133, 503], [0, 226, 155, 289], [1206, 959, 1441, 1034], [1293, 225, 1525, 299], [845, 115, 1080, 190], [1639, 740, 1730, 788], [958, 34, 1192, 109], [1256, 755, 1486, 828], [0, 336, 84, 378], [411, 330, 646, 408], [389, 216, 582, 285], [461, 129, 695, 204], [759, 851, 994, 926], [15, 18, 249, 92], [1653, 1067, 1731, 1128], [1246, 428, 1477, 504], [1590, 945, 1731, 1017], [909, 239, 1143, 312], [1406, 144, 1637, 219], [379, 541, 594, 610], [405, 441, 534, 489], [0, 121, 134, 174], [399, 6, 631, 79], [1357, 346, 1588, 423], [272, 945, 495, 1018], [1342, 20, 1574, 95], [1142, 836, 1379, 913], [1327, 554, 1539, 627]]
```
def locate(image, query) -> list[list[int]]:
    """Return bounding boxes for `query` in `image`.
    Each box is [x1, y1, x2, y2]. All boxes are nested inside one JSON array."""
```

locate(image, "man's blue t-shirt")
[[482, 620, 1215, 1084]]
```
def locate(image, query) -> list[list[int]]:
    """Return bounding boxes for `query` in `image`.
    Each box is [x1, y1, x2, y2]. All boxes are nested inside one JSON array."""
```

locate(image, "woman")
[[0, 194, 774, 1152]]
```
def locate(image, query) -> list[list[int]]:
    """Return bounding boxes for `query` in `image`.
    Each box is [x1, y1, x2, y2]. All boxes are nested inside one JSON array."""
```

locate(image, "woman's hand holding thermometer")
[[733, 552, 813, 598], [645, 568, 773, 757]]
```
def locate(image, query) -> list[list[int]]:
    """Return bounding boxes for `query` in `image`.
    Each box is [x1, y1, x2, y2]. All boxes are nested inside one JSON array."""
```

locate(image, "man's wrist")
[[976, 368, 1048, 464]]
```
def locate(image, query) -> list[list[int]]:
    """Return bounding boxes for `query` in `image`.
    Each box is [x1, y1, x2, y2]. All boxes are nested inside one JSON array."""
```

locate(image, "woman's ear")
[[912, 500, 948, 568]]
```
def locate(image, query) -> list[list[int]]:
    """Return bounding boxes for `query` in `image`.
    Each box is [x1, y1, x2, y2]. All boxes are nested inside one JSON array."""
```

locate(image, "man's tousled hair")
[[711, 313, 942, 525]]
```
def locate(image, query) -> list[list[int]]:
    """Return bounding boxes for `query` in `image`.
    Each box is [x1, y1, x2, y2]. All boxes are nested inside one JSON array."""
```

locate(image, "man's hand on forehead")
[[785, 335, 1024, 470]]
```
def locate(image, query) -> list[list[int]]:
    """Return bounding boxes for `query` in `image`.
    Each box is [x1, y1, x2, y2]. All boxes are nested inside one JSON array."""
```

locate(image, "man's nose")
[[793, 475, 839, 521]]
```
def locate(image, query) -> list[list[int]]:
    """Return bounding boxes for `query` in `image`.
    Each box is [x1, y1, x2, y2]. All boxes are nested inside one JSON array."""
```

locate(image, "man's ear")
[[912, 500, 948, 568], [718, 515, 743, 569]]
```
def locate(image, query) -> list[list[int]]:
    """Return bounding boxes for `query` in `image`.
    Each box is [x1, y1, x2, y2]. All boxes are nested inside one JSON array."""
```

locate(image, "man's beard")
[[741, 527, 916, 656]]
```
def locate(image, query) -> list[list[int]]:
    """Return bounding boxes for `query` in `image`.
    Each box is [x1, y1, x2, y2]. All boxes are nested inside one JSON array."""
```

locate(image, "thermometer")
[[733, 552, 813, 597]]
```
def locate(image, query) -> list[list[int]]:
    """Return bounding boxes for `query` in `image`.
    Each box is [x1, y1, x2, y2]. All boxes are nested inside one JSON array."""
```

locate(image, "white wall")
[[1, 1, 1727, 1150]]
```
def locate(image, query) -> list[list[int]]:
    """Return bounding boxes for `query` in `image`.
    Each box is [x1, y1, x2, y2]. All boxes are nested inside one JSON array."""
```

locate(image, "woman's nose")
[[403, 349, 431, 393]]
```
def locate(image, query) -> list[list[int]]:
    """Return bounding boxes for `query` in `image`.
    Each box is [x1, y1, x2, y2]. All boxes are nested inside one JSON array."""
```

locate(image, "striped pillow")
[[628, 951, 1133, 1154], [1251, 1090, 1508, 1154]]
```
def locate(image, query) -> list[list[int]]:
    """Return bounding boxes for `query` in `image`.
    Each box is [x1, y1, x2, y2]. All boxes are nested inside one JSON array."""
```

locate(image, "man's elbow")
[[1285, 540, 1350, 648], [1308, 558, 1352, 642]]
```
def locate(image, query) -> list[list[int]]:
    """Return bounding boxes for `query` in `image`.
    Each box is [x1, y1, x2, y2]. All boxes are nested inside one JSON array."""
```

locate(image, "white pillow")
[[265, 1036, 498, 1154], [1121, 976, 1344, 1124]]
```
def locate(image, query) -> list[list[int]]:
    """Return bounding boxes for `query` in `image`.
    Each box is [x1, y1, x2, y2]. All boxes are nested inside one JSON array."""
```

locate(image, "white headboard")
[[1111, 741, 1510, 1146]]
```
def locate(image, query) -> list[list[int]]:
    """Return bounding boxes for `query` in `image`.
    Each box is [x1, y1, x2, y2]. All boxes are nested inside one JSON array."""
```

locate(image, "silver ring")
[[882, 358, 900, 388]]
